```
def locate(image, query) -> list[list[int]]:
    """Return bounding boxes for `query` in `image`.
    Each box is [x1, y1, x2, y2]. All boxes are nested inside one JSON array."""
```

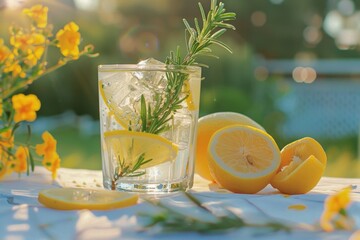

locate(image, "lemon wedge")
[[104, 130, 178, 169], [38, 188, 138, 210], [271, 137, 327, 194]]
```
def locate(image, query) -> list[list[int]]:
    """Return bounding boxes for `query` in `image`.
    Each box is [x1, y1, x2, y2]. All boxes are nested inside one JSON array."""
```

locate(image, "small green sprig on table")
[[140, 192, 292, 234]]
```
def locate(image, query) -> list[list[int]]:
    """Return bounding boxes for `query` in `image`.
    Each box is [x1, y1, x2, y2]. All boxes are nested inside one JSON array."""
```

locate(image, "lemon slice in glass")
[[104, 130, 178, 169], [38, 188, 138, 210], [183, 80, 197, 111], [99, 80, 138, 129]]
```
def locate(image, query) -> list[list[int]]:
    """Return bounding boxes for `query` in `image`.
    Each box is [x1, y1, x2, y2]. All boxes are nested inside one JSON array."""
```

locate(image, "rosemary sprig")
[[115, 0, 236, 179], [139, 192, 292, 234], [114, 153, 152, 179], [111, 153, 152, 190], [139, 0, 236, 134]]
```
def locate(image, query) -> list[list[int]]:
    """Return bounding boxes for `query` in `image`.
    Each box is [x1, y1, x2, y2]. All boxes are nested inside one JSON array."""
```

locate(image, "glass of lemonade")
[[98, 59, 202, 193]]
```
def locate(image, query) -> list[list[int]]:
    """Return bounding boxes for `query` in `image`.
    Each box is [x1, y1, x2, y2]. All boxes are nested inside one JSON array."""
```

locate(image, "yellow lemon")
[[208, 125, 280, 194], [183, 79, 200, 111], [104, 130, 178, 169], [99, 79, 138, 129], [195, 112, 265, 181], [38, 188, 138, 210], [271, 137, 327, 194]]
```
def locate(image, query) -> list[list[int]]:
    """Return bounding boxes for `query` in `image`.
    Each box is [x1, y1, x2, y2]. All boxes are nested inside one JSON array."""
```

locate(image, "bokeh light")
[[251, 11, 267, 27], [303, 26, 322, 45], [292, 67, 317, 83]]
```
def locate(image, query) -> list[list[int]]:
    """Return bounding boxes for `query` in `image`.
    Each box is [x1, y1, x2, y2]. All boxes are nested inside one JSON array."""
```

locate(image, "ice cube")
[[133, 58, 167, 91], [137, 58, 165, 67]]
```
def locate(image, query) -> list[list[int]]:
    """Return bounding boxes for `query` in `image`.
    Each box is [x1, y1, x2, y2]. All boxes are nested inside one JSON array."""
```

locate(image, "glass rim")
[[98, 64, 201, 73]]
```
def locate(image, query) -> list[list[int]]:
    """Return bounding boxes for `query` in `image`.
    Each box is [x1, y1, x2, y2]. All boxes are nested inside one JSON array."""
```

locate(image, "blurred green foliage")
[[1, 0, 359, 176]]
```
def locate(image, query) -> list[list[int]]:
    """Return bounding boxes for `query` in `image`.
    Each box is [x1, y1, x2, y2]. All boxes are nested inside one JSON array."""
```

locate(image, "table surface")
[[1, 167, 359, 240]]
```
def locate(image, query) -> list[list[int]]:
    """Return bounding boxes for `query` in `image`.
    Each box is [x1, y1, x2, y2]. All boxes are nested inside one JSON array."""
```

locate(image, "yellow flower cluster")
[[320, 186, 355, 232], [0, 4, 97, 180]]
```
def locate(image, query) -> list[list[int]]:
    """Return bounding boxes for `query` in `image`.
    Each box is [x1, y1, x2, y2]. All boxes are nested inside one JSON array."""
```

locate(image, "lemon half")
[[195, 112, 265, 181], [208, 125, 280, 194]]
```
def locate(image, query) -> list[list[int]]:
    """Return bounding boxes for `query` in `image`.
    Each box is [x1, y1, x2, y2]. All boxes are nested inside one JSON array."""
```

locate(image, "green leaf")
[[140, 95, 147, 132], [26, 124, 32, 144], [210, 39, 233, 53], [194, 18, 201, 35], [10, 122, 21, 137], [0, 126, 11, 134], [182, 19, 194, 36], [29, 151, 35, 172], [210, 29, 226, 39], [198, 5, 206, 25]]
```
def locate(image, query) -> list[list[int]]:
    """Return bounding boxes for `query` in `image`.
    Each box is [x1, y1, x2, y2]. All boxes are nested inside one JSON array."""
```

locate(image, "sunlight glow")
[[74, 0, 99, 11], [5, 0, 25, 8]]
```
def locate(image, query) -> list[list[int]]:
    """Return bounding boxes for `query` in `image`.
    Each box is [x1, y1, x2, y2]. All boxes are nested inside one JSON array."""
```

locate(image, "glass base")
[[103, 178, 192, 194]]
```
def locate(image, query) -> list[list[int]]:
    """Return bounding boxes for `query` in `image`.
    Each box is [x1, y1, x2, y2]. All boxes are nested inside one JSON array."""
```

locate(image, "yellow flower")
[[12, 94, 41, 123], [56, 22, 81, 59], [42, 152, 61, 180], [10, 31, 33, 52], [0, 149, 13, 179], [22, 4, 48, 28], [25, 47, 45, 67], [36, 131, 57, 157], [0, 150, 7, 179], [0, 38, 10, 63], [0, 161, 8, 179], [4, 60, 26, 78], [320, 186, 354, 232], [13, 146, 28, 173], [0, 129, 14, 148]]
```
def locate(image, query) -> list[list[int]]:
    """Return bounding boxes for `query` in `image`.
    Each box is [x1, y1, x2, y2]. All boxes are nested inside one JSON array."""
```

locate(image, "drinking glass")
[[98, 62, 202, 193]]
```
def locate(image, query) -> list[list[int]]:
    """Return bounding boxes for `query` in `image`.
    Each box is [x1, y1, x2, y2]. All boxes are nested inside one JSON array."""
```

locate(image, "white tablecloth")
[[1, 167, 359, 240]]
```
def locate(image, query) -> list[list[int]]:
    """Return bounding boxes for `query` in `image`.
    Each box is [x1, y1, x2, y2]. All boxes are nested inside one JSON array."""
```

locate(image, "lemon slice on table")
[[196, 112, 265, 182], [207, 125, 280, 194], [271, 137, 327, 194], [104, 130, 178, 169], [38, 188, 138, 210]]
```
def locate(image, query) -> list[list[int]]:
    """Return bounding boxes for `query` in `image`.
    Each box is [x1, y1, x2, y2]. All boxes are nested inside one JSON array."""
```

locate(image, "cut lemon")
[[195, 112, 265, 182], [104, 130, 178, 169], [208, 125, 280, 194], [271, 137, 327, 194], [99, 79, 139, 129], [183, 79, 200, 111], [38, 188, 138, 210]]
